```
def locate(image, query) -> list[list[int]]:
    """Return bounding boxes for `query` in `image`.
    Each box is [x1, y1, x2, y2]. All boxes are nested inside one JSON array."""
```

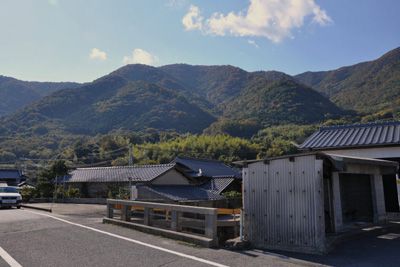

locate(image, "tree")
[[36, 160, 69, 198]]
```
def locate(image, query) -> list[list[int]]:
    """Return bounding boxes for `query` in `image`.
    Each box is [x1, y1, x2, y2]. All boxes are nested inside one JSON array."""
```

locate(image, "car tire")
[[17, 206, 21, 209]]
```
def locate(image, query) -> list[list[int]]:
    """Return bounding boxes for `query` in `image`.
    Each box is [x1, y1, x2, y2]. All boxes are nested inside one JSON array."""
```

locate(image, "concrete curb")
[[326, 220, 400, 252], [21, 204, 52, 213], [103, 217, 215, 247]]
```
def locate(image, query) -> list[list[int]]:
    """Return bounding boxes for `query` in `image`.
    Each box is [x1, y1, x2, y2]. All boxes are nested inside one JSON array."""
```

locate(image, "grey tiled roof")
[[174, 156, 240, 179], [300, 121, 400, 150], [67, 164, 175, 183], [142, 185, 224, 201], [0, 169, 23, 180], [200, 177, 235, 194]]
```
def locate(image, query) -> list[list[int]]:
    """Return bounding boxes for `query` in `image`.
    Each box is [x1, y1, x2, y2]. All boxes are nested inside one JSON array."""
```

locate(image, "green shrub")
[[222, 191, 242, 199], [65, 186, 80, 198], [20, 186, 36, 202]]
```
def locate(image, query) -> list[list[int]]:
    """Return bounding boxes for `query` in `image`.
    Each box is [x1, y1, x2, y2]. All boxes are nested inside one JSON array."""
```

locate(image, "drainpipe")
[[240, 208, 244, 241]]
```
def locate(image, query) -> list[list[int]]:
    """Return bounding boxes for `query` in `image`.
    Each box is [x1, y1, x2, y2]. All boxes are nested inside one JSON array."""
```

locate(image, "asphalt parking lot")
[[0, 205, 319, 267], [1, 204, 400, 267]]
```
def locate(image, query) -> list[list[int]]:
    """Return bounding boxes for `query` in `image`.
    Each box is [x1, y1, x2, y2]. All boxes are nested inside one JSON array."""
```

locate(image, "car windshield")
[[0, 187, 18, 193]]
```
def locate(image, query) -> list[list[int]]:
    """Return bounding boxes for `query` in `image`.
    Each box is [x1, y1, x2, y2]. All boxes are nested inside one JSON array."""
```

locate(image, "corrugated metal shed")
[[243, 154, 325, 253], [67, 164, 175, 183], [140, 185, 224, 201], [300, 121, 400, 150], [241, 152, 398, 253]]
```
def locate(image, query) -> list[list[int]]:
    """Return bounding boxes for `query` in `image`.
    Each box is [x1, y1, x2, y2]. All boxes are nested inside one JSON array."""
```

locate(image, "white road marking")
[[0, 247, 23, 267], [377, 233, 400, 240], [24, 210, 229, 267]]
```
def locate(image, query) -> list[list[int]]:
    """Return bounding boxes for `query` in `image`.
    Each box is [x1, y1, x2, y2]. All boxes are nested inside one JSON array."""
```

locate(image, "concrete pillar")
[[107, 203, 114, 218], [144, 207, 152, 226], [205, 212, 218, 243], [171, 211, 180, 231], [372, 173, 387, 223], [121, 205, 131, 222], [331, 172, 343, 232]]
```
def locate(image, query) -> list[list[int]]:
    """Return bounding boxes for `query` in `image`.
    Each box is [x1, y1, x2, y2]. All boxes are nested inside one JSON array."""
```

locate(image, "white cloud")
[[182, 0, 332, 43], [247, 39, 259, 48], [89, 48, 107, 61], [123, 49, 158, 65], [182, 5, 203, 31]]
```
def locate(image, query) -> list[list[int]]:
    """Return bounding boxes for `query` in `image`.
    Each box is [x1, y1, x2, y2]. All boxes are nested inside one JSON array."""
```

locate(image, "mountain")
[[0, 75, 80, 117], [160, 64, 345, 124], [160, 64, 251, 107], [0, 64, 346, 138], [222, 77, 344, 125], [108, 64, 215, 112], [2, 75, 216, 135], [295, 47, 400, 113]]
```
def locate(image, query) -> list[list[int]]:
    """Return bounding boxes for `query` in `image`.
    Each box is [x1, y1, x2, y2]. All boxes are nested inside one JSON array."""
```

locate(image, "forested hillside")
[[0, 63, 345, 138], [296, 47, 400, 114], [0, 47, 398, 168], [0, 75, 79, 117]]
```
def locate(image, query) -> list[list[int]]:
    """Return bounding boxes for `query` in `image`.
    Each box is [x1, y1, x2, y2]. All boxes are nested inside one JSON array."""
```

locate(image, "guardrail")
[[105, 199, 218, 246]]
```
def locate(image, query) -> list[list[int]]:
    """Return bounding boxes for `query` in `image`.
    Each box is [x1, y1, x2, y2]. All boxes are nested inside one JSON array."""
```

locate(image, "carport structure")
[[237, 152, 399, 254]]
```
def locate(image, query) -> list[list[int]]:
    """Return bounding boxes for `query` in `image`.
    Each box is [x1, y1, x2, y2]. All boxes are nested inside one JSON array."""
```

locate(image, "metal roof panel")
[[67, 164, 176, 183], [300, 121, 400, 150]]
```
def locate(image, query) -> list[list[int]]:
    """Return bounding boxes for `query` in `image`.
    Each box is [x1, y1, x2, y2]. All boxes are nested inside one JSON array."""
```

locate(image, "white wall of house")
[[320, 146, 400, 159]]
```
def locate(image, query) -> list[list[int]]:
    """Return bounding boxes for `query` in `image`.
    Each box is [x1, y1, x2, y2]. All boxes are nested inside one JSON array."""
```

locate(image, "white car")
[[0, 186, 22, 209]]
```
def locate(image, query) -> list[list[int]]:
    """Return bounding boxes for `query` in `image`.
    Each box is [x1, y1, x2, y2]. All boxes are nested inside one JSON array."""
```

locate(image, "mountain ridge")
[[1, 46, 399, 140], [0, 75, 80, 117], [295, 47, 400, 113], [0, 63, 346, 138]]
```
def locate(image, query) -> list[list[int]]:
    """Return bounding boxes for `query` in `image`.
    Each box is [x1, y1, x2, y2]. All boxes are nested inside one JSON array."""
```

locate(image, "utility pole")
[[51, 176, 58, 212], [128, 145, 133, 166], [129, 177, 132, 200]]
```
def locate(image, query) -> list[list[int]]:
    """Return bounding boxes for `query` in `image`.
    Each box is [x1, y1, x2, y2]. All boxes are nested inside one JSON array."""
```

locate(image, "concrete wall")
[[331, 165, 387, 232], [68, 182, 129, 198]]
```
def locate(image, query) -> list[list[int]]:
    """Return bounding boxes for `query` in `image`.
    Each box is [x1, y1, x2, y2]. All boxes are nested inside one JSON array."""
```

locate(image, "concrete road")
[[2, 205, 400, 267], [279, 223, 400, 267], [0, 206, 318, 267]]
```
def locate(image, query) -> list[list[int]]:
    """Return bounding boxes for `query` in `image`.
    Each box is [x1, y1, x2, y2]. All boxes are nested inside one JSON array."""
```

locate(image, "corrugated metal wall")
[[243, 155, 326, 253]]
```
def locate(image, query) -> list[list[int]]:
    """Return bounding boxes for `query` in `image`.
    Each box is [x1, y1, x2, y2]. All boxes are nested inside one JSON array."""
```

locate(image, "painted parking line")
[[24, 210, 229, 267], [377, 233, 400, 240], [0, 247, 22, 267]]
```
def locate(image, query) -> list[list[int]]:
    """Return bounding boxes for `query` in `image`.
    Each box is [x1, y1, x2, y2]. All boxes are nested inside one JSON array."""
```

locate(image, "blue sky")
[[0, 0, 399, 82]]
